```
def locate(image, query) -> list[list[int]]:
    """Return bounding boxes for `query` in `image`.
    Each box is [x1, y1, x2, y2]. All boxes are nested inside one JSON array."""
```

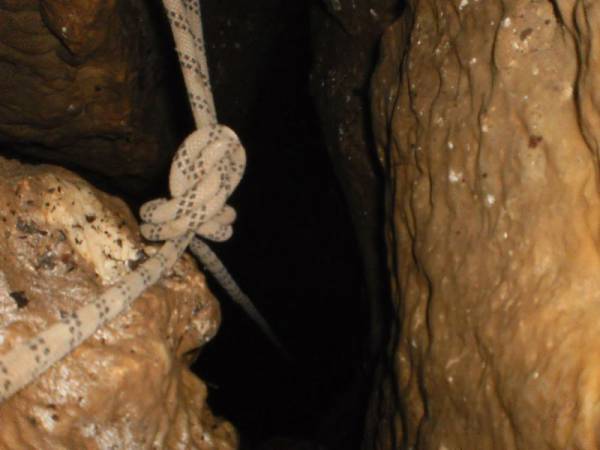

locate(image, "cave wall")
[[367, 0, 600, 448], [0, 0, 181, 193], [310, 0, 400, 361]]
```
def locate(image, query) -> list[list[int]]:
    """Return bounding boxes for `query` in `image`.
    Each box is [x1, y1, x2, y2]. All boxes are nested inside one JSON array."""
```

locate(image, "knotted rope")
[[0, 0, 284, 403]]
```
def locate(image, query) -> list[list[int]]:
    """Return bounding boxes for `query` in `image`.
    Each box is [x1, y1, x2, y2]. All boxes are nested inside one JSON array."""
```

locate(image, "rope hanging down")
[[0, 0, 285, 403]]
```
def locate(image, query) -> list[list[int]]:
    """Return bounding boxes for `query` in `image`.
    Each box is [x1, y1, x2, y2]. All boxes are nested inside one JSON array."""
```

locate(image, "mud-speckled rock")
[[368, 0, 600, 448], [310, 0, 399, 357], [0, 158, 236, 449]]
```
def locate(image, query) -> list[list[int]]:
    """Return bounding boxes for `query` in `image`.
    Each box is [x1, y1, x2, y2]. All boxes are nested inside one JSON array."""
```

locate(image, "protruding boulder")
[[0, 158, 236, 450]]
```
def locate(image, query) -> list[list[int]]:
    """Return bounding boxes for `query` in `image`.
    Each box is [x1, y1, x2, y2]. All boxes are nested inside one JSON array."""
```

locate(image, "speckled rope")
[[0, 0, 284, 403]]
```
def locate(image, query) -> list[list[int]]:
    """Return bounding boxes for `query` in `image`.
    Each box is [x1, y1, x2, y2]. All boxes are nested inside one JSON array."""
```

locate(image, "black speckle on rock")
[[37, 251, 56, 270], [9, 291, 29, 308], [16, 218, 46, 235]]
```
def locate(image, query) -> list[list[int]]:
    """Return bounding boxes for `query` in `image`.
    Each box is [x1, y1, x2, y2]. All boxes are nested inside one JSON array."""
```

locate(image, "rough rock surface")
[[0, 158, 236, 449], [368, 0, 600, 448], [0, 0, 179, 193], [310, 0, 399, 359]]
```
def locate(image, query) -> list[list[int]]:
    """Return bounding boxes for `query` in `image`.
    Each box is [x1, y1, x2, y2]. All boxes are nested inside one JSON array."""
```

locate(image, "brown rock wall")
[[310, 0, 400, 359], [0, 158, 236, 450], [369, 0, 600, 448], [0, 0, 178, 193]]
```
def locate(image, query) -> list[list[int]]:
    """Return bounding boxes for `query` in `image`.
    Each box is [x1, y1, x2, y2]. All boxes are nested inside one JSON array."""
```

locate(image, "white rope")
[[0, 0, 285, 403]]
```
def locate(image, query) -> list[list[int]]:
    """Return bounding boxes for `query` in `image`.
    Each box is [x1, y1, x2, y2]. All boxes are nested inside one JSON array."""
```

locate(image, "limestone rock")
[[0, 0, 179, 193], [0, 158, 236, 450], [368, 0, 600, 448]]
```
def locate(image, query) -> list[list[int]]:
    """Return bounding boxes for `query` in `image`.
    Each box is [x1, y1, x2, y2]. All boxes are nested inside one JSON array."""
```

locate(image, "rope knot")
[[140, 124, 246, 243]]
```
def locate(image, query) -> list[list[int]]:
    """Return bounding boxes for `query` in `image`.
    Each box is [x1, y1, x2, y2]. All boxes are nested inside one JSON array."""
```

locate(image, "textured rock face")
[[0, 0, 177, 193], [0, 158, 236, 450], [369, 0, 600, 448], [310, 0, 399, 358]]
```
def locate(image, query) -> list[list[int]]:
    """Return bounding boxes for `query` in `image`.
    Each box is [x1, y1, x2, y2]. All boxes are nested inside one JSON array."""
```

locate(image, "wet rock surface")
[[0, 158, 235, 450], [368, 0, 600, 448]]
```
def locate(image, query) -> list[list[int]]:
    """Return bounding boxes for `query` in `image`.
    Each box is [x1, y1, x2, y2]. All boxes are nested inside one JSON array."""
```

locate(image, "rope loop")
[[140, 124, 246, 243]]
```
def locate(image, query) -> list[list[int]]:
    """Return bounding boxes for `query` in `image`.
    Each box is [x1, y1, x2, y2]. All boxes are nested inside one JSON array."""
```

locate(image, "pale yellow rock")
[[368, 0, 600, 448], [0, 158, 237, 450]]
